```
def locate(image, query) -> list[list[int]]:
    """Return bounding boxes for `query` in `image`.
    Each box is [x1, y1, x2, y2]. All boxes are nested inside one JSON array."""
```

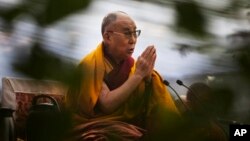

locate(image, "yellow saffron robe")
[[66, 42, 179, 125]]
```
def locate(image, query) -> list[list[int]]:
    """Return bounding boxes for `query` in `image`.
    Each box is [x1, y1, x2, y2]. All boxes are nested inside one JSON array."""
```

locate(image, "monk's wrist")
[[133, 73, 144, 82]]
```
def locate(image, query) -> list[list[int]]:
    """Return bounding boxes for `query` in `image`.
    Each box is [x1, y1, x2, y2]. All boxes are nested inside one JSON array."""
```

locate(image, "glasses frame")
[[107, 30, 141, 39]]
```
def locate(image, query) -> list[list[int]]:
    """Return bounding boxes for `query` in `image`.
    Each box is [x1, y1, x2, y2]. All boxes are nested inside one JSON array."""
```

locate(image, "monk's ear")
[[103, 32, 111, 41]]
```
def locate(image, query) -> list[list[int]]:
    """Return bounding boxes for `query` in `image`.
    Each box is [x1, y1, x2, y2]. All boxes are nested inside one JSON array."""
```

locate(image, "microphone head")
[[176, 80, 183, 85], [163, 80, 169, 86]]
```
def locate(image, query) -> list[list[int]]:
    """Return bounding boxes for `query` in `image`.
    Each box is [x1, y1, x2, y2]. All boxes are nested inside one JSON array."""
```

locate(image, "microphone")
[[176, 79, 200, 103], [176, 80, 192, 92], [163, 80, 188, 111], [176, 79, 216, 116], [175, 79, 212, 116], [176, 80, 183, 86]]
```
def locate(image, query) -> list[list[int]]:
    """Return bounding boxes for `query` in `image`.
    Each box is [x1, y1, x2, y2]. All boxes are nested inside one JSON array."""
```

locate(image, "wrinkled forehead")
[[111, 15, 137, 31]]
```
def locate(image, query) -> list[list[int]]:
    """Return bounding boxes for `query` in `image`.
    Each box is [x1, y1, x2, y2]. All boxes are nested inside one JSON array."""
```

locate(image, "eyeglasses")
[[107, 30, 141, 39]]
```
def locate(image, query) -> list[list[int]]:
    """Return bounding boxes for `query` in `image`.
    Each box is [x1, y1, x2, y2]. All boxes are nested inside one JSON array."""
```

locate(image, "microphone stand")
[[176, 80, 203, 106], [163, 80, 189, 111]]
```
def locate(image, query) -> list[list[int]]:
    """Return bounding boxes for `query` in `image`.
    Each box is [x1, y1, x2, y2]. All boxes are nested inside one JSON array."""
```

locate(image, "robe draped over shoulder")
[[66, 42, 179, 122]]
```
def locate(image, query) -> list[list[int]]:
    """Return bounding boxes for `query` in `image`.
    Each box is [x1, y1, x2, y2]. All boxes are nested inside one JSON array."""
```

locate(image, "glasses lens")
[[136, 30, 141, 37], [126, 30, 141, 38], [110, 30, 141, 38]]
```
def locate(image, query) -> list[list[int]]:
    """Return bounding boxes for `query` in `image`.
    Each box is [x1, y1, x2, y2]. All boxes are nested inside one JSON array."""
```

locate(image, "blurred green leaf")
[[0, 0, 92, 27], [174, 1, 207, 37], [34, 0, 92, 26], [12, 43, 82, 87], [234, 46, 250, 79]]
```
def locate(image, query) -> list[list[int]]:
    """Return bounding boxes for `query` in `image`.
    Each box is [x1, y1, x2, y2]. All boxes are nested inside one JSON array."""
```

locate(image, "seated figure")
[[183, 82, 228, 141], [65, 11, 180, 141]]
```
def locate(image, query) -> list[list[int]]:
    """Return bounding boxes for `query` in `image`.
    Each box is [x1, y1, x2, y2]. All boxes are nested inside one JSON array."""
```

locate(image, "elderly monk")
[[66, 11, 180, 141]]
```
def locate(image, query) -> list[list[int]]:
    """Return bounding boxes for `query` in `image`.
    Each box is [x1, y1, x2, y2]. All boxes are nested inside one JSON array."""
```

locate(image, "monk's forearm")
[[100, 74, 143, 114]]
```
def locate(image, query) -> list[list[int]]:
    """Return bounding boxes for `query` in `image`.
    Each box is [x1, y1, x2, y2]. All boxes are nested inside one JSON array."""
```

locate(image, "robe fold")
[[65, 42, 179, 140]]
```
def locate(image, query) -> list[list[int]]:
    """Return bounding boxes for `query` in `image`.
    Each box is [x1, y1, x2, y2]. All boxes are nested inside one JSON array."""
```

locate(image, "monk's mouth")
[[129, 49, 134, 53]]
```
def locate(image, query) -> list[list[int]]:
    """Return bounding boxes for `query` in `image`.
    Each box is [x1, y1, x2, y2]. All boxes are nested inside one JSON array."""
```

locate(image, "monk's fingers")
[[136, 56, 146, 68], [141, 45, 155, 58], [144, 48, 156, 64], [138, 48, 156, 70], [137, 56, 152, 71], [151, 53, 156, 67], [145, 47, 156, 61], [148, 55, 156, 72]]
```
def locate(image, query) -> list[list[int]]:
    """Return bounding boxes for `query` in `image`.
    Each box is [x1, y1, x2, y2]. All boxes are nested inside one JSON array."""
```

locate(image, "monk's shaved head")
[[101, 11, 128, 35]]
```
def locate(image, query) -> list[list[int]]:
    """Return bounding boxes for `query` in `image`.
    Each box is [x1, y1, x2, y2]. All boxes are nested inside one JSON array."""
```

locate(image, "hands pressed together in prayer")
[[135, 45, 156, 81], [98, 45, 157, 114]]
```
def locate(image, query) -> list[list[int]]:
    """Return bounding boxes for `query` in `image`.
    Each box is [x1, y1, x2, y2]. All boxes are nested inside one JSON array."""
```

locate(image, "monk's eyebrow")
[[122, 27, 137, 32]]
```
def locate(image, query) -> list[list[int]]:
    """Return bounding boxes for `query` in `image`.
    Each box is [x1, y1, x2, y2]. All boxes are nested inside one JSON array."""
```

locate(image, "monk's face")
[[104, 14, 138, 63]]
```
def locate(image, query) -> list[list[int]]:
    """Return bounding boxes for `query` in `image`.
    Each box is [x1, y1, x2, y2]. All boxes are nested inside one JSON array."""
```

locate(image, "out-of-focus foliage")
[[234, 46, 250, 79], [141, 0, 250, 134], [0, 0, 92, 85], [174, 1, 207, 37], [31, 0, 91, 26], [13, 43, 79, 86], [1, 0, 250, 139], [0, 0, 92, 26]]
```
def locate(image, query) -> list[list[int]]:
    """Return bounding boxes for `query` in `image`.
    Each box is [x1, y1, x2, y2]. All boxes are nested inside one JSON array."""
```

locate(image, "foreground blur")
[[0, 0, 250, 138]]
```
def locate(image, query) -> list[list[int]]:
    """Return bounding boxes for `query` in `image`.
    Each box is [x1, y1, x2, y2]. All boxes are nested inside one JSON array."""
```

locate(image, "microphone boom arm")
[[163, 80, 188, 111]]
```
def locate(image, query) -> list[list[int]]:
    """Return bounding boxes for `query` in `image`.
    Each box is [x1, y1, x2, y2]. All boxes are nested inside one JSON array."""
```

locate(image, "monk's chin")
[[125, 54, 133, 58], [127, 52, 133, 56]]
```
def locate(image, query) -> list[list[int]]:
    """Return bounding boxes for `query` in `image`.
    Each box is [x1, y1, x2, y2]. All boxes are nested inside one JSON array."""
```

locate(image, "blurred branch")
[[0, 0, 92, 28], [32, 0, 92, 26], [174, 1, 207, 37], [0, 0, 91, 83], [12, 42, 80, 86]]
